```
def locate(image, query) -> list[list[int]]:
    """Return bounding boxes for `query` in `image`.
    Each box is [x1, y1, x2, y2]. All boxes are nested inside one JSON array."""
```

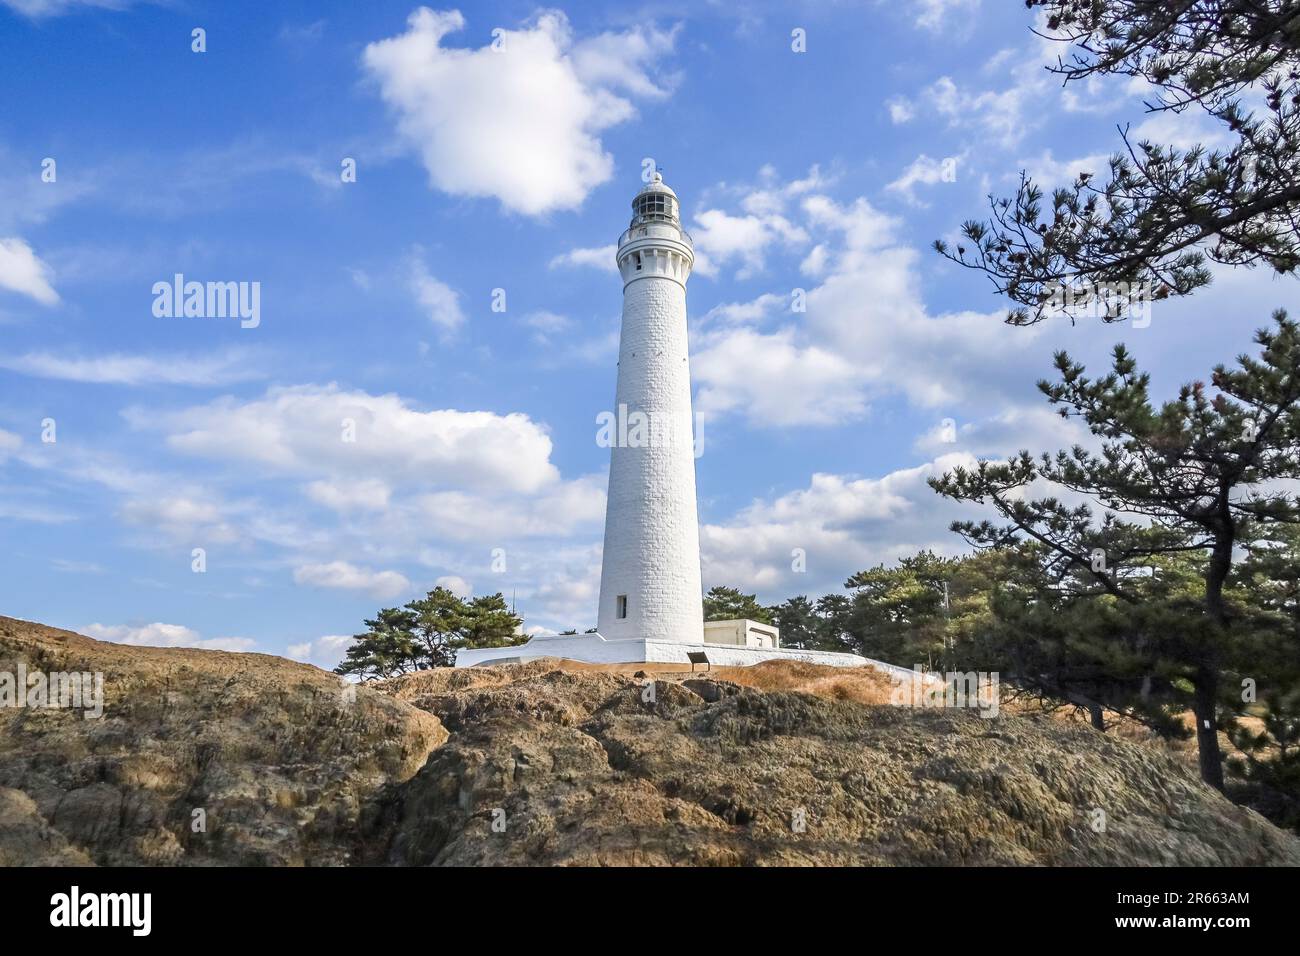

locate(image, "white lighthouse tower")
[[595, 172, 704, 643], [453, 175, 874, 670]]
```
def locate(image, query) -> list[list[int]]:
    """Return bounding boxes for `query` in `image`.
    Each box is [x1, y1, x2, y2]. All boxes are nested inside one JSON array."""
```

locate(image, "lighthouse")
[[595, 172, 704, 643], [453, 175, 872, 669]]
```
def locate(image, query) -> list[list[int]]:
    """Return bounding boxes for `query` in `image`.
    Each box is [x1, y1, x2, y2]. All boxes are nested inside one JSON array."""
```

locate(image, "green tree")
[[333, 587, 524, 678], [770, 596, 823, 649], [334, 607, 421, 681], [814, 593, 854, 651], [407, 586, 469, 668], [937, 1, 1300, 324], [702, 585, 773, 624], [461, 593, 524, 649], [841, 552, 954, 665], [930, 312, 1300, 790], [1229, 522, 1300, 825]]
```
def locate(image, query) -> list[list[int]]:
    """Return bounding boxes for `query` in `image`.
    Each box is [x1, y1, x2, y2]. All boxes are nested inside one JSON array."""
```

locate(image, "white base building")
[[454, 622, 875, 669]]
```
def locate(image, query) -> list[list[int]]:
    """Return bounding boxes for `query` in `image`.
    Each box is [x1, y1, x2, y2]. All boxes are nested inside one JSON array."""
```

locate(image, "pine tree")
[[770, 596, 823, 649], [702, 585, 773, 623], [334, 607, 421, 680], [842, 552, 954, 665], [936, 1, 1300, 324], [930, 312, 1300, 789], [1229, 522, 1300, 824], [333, 587, 524, 677]]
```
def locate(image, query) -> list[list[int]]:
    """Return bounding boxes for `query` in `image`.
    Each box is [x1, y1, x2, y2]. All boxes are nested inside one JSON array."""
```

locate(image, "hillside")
[[1, 615, 1297, 866]]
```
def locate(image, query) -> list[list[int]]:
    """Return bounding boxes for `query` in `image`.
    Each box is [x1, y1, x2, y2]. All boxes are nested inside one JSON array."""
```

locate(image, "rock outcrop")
[[0, 616, 445, 865], [2, 615, 1297, 866]]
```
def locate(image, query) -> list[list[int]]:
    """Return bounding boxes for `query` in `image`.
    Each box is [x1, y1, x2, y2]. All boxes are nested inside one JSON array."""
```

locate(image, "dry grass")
[[707, 659, 902, 705]]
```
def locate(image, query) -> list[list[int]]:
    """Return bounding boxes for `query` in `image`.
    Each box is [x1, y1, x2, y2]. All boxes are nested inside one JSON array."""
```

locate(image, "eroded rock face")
[[0, 617, 446, 866], [2, 617, 1297, 867], [368, 668, 1300, 867]]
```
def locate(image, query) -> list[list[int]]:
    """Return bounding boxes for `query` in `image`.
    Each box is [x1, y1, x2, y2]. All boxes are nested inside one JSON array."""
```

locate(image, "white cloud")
[[1017, 149, 1113, 187], [887, 98, 915, 124], [82, 621, 255, 652], [0, 350, 258, 386], [690, 209, 782, 278], [50, 558, 105, 574], [686, 175, 1063, 430], [0, 237, 58, 305], [693, 327, 867, 427], [919, 75, 1035, 147], [362, 8, 677, 215], [434, 574, 471, 597], [690, 168, 813, 278], [697, 292, 785, 329], [287, 634, 355, 670], [129, 383, 560, 494], [411, 472, 605, 542], [1131, 111, 1232, 153], [408, 251, 464, 331], [913, 0, 980, 32], [701, 455, 982, 598], [913, 405, 1091, 458], [118, 494, 242, 545], [548, 244, 618, 271], [886, 153, 962, 205], [1, 0, 132, 16], [521, 310, 572, 336], [293, 560, 412, 599], [305, 478, 392, 512]]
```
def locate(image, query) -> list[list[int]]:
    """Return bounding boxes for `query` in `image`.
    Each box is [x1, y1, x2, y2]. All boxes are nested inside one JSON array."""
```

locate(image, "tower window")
[[616, 595, 628, 619]]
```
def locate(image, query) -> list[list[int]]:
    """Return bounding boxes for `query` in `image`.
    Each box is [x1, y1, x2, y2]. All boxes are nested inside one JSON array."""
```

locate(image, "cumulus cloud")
[[0, 237, 58, 305], [689, 167, 815, 278], [693, 327, 867, 426], [701, 454, 983, 599], [411, 472, 605, 542], [287, 634, 356, 670], [362, 8, 677, 215], [434, 574, 471, 597], [128, 383, 560, 494], [913, 406, 1092, 458], [305, 478, 392, 513], [293, 560, 412, 599], [118, 494, 242, 545], [82, 621, 255, 652], [685, 171, 1059, 429]]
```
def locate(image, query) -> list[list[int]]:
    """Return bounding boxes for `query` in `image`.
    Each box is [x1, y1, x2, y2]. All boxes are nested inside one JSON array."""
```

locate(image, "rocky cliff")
[[2, 615, 1296, 866]]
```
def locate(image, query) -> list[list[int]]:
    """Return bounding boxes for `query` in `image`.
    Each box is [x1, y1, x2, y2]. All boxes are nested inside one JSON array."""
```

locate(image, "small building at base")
[[703, 618, 779, 649], [453, 619, 873, 669]]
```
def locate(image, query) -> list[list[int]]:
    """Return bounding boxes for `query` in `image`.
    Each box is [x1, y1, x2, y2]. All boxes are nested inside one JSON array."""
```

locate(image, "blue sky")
[[2, 0, 1296, 667]]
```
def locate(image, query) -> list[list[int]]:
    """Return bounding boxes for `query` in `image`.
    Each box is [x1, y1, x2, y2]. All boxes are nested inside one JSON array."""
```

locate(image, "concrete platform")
[[454, 630, 886, 671]]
